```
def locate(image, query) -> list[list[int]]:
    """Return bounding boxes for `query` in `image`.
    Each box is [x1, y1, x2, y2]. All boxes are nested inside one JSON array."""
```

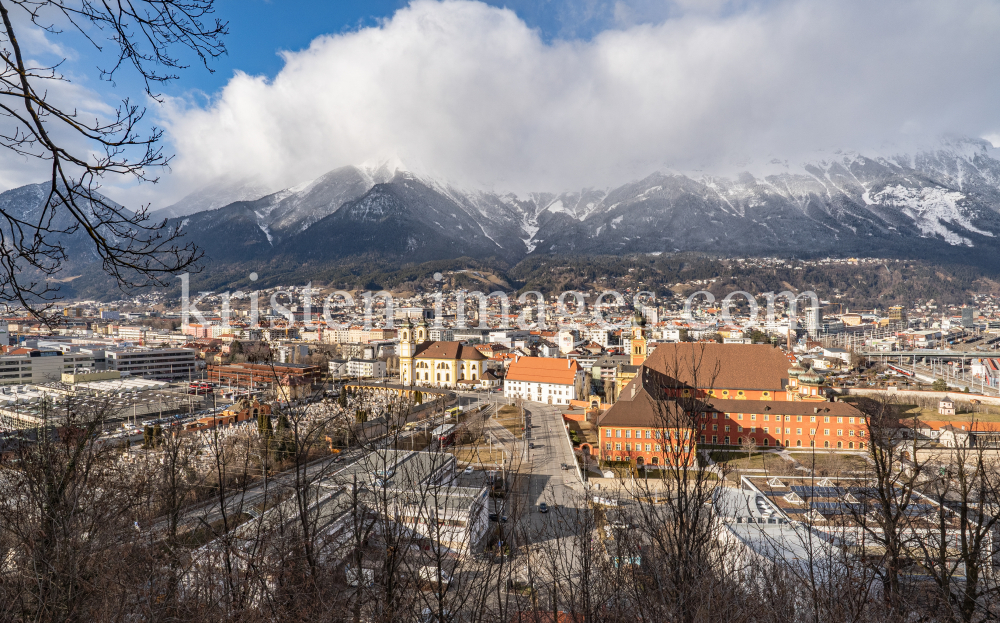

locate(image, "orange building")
[[596, 367, 696, 466], [595, 344, 868, 465], [698, 399, 866, 449]]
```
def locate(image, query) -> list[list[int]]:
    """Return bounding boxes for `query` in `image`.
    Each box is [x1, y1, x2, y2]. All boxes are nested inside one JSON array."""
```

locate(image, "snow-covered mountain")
[[11, 138, 1000, 276], [155, 137, 1000, 267], [151, 177, 279, 219]]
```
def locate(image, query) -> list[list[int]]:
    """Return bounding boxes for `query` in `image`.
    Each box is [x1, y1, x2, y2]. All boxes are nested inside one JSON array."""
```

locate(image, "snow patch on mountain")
[[872, 185, 992, 246]]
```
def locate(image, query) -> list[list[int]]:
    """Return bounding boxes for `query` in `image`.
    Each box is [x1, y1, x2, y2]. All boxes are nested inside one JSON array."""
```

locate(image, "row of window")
[[701, 434, 865, 449], [702, 412, 864, 424], [701, 423, 865, 437], [605, 428, 689, 440], [607, 442, 691, 453]]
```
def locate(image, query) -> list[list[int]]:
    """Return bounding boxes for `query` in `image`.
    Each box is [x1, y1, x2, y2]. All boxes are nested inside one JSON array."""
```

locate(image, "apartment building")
[[104, 348, 197, 379], [0, 348, 95, 385]]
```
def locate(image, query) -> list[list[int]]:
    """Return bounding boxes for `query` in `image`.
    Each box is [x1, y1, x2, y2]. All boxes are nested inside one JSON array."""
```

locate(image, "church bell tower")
[[400, 320, 415, 386], [630, 312, 648, 366]]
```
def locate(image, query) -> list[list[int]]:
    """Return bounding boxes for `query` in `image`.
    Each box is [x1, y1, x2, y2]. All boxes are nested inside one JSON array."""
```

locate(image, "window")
[[725, 436, 730, 445], [796, 416, 802, 422], [824, 441, 830, 448], [762, 439, 769, 446], [701, 423, 706, 430], [849, 430, 855, 436], [763, 427, 769, 433], [750, 414, 757, 421], [764, 414, 769, 421], [712, 412, 718, 419], [738, 414, 744, 420], [645, 444, 651, 452], [700, 435, 706, 443], [615, 443, 621, 451], [712, 435, 718, 443], [837, 441, 843, 449], [824, 429, 830, 436], [824, 416, 830, 423], [655, 444, 661, 452], [837, 430, 843, 436], [860, 417, 866, 424], [796, 440, 802, 447], [645, 430, 651, 439], [810, 428, 816, 434], [849, 442, 854, 449], [625, 443, 631, 451], [785, 428, 791, 435], [859, 430, 866, 437], [849, 417, 855, 424], [796, 428, 802, 435], [713, 424, 718, 431], [737, 425, 743, 432], [635, 430, 641, 438], [605, 443, 611, 450], [616, 430, 621, 438], [837, 417, 843, 424], [737, 437, 743, 444], [750, 427, 756, 433], [810, 416, 816, 423], [725, 425, 730, 432], [626, 430, 631, 438], [606, 430, 611, 437]]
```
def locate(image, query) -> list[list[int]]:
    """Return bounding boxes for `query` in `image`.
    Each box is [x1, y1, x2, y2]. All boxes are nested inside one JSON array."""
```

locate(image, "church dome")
[[798, 366, 824, 386], [787, 362, 806, 377]]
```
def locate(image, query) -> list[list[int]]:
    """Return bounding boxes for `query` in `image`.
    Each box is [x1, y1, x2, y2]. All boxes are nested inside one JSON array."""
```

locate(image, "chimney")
[[632, 383, 637, 399]]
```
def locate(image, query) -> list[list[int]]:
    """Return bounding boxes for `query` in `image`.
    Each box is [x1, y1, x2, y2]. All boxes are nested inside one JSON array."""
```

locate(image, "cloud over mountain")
[[152, 0, 1000, 199]]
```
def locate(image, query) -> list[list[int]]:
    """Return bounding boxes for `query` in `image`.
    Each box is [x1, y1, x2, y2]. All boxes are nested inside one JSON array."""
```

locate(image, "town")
[[2, 267, 1000, 621]]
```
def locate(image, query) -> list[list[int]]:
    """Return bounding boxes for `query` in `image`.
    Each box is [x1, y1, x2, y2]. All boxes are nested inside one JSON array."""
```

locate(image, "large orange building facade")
[[596, 343, 867, 466]]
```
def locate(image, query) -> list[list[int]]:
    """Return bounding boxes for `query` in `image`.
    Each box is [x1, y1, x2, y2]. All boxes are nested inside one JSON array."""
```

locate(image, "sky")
[[6, 0, 1000, 210]]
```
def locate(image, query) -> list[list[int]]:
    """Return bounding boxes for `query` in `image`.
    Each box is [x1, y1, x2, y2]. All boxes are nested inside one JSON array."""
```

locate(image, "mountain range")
[[8, 137, 1000, 292]]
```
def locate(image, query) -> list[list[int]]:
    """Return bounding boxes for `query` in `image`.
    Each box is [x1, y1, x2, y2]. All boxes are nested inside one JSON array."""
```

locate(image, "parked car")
[[538, 503, 549, 513], [464, 466, 474, 474]]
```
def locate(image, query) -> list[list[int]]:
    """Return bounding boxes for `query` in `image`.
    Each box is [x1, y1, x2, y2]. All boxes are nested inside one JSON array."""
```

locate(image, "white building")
[[503, 356, 585, 405], [346, 358, 387, 379], [558, 330, 581, 355], [0, 348, 95, 385], [328, 359, 348, 379], [105, 348, 197, 379]]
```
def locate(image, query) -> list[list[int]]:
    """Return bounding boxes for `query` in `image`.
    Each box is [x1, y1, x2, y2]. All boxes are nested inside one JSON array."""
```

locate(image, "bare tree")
[[0, 0, 227, 310]]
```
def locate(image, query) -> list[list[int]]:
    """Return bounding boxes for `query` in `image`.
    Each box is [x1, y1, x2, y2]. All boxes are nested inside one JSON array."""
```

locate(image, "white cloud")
[[146, 0, 1000, 202]]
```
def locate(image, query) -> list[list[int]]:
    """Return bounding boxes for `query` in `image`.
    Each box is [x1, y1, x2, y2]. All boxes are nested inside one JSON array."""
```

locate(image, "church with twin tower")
[[399, 318, 487, 389]]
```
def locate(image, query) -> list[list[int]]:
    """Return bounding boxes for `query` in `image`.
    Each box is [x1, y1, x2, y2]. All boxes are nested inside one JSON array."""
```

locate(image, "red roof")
[[506, 356, 579, 385]]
